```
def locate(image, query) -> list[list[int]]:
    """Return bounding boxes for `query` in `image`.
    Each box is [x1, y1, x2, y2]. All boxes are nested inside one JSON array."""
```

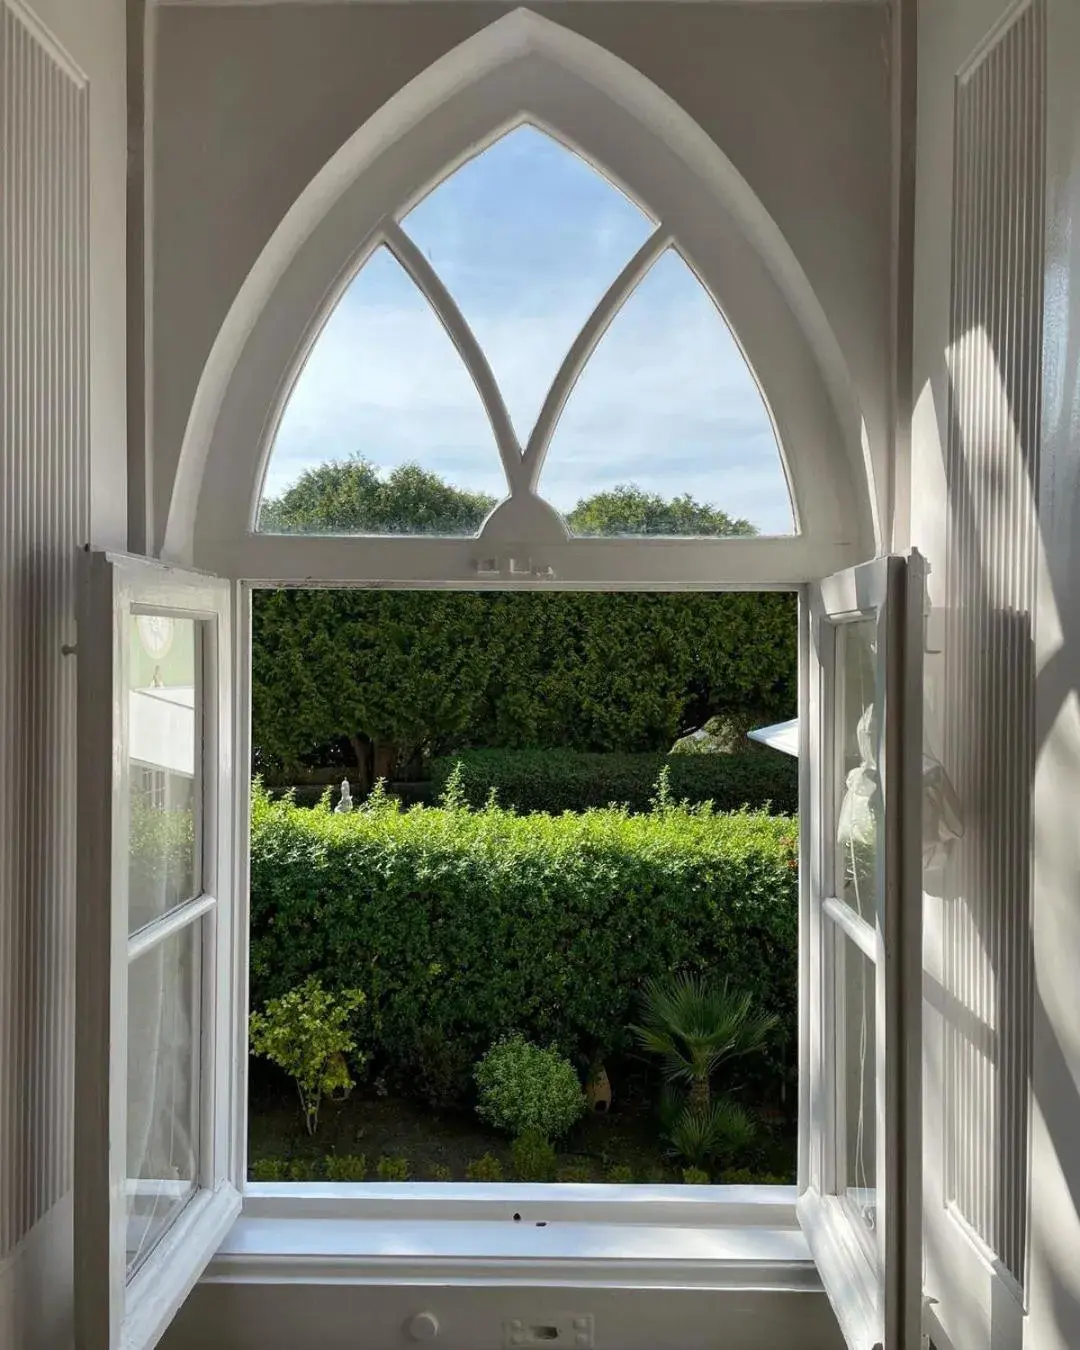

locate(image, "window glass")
[[834, 618, 880, 923], [128, 615, 199, 934], [126, 922, 201, 1277], [258, 246, 504, 536], [542, 249, 793, 538], [401, 125, 654, 445], [837, 934, 876, 1235], [545, 251, 788, 534]]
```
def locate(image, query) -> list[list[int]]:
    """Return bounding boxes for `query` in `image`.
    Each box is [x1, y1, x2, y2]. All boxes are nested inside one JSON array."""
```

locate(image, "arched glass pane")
[[258, 246, 504, 537], [542, 249, 795, 538], [401, 125, 654, 446]]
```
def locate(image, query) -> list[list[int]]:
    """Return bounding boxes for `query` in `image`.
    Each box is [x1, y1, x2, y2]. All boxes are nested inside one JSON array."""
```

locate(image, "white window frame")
[[216, 573, 810, 1287], [167, 10, 877, 582], [75, 553, 243, 1350], [796, 554, 925, 1350], [128, 11, 924, 1338]]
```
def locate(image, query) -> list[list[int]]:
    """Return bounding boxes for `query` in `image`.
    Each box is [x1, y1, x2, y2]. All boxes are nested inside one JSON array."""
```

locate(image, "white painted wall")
[[0, 2, 127, 1348], [1026, 2, 1080, 1347], [910, 2, 1080, 1349]]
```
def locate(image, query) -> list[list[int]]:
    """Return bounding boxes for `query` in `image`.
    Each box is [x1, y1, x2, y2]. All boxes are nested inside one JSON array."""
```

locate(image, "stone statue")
[[334, 779, 353, 814]]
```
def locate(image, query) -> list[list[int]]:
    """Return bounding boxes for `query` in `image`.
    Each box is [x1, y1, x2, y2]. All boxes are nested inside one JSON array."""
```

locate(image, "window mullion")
[[126, 892, 217, 964]]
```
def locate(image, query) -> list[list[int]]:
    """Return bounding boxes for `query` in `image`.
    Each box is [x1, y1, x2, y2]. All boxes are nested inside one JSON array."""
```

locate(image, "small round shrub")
[[682, 1166, 711, 1185], [376, 1155, 410, 1181], [556, 1162, 593, 1183], [428, 1163, 454, 1182], [512, 1131, 558, 1183], [605, 1164, 634, 1184], [325, 1153, 367, 1181], [249, 1158, 289, 1181], [474, 1035, 586, 1140], [466, 1154, 505, 1182]]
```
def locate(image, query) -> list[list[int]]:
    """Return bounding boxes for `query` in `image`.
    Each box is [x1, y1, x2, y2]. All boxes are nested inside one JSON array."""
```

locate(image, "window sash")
[[75, 552, 242, 1350]]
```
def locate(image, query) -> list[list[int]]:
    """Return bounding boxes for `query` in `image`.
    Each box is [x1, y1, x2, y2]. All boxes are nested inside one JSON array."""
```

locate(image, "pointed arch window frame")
[[255, 118, 795, 553], [173, 22, 876, 586]]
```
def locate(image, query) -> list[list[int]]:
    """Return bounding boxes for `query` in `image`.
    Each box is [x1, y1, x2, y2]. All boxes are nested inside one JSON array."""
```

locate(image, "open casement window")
[[798, 553, 925, 1350], [75, 552, 242, 1350]]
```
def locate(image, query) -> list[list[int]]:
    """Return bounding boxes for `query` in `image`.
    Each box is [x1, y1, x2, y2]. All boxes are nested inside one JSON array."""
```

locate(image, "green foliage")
[[429, 749, 798, 816], [249, 785, 798, 1089], [682, 1166, 711, 1185], [721, 1167, 793, 1185], [248, 977, 367, 1135], [630, 974, 779, 1108], [249, 1158, 290, 1181], [605, 1164, 635, 1184], [556, 1162, 594, 1183], [252, 589, 797, 775], [324, 1154, 368, 1181], [663, 1098, 757, 1168], [375, 1155, 411, 1182], [474, 1036, 586, 1140], [465, 1154, 505, 1182], [259, 458, 756, 541], [428, 1163, 454, 1182], [566, 485, 756, 538], [259, 456, 496, 537], [252, 588, 496, 775], [404, 1027, 473, 1108], [511, 1131, 558, 1182]]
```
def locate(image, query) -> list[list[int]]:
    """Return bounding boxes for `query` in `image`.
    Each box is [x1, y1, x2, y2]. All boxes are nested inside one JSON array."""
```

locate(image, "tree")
[[566, 485, 757, 538], [252, 588, 499, 786], [259, 456, 497, 535]]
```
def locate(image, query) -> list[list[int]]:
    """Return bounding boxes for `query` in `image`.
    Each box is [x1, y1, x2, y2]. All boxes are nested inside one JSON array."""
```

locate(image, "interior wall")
[[1027, 1, 1080, 1346], [910, 1, 1080, 1349], [0, 1, 127, 1348], [150, 1, 893, 554]]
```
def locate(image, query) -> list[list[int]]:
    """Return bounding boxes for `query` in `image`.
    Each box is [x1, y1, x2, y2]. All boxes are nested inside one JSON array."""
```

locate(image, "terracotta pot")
[[586, 1066, 612, 1114]]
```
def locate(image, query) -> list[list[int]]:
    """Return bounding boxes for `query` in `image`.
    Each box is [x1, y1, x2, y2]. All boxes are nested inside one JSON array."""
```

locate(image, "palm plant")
[[630, 974, 778, 1112]]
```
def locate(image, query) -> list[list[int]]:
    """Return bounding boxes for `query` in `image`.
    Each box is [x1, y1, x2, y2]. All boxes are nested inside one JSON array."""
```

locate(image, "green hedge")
[[429, 749, 798, 816], [249, 785, 798, 1094], [252, 590, 797, 771]]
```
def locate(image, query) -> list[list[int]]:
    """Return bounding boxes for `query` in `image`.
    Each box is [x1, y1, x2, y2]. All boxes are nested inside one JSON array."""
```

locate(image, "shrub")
[[376, 1156, 410, 1182], [248, 977, 367, 1135], [630, 974, 778, 1110], [721, 1167, 793, 1185], [682, 1167, 711, 1185], [556, 1162, 594, 1183], [605, 1164, 635, 1184], [474, 1036, 586, 1140], [512, 1131, 558, 1182], [465, 1154, 505, 1182], [249, 1158, 289, 1181], [249, 785, 798, 1088], [429, 749, 797, 817], [428, 1163, 454, 1182], [253, 589, 797, 773], [663, 1098, 757, 1169], [324, 1154, 368, 1181]]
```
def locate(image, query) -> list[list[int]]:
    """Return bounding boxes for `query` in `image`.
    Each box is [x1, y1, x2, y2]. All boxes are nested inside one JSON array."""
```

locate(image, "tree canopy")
[[258, 458, 496, 536], [565, 485, 756, 538], [259, 457, 759, 538]]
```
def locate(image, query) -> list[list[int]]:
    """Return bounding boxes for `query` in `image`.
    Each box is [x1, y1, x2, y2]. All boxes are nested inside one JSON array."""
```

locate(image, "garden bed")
[[248, 1064, 795, 1185]]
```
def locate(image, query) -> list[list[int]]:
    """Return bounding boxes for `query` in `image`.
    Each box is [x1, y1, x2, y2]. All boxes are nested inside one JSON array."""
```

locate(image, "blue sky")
[[264, 126, 793, 534]]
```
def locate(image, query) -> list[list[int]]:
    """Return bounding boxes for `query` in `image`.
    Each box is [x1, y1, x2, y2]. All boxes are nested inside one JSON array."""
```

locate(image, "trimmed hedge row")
[[249, 785, 798, 1095], [252, 590, 797, 770], [429, 748, 798, 816]]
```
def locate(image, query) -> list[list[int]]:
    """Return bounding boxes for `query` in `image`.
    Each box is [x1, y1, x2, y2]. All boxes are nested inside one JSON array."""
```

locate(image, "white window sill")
[[204, 1184, 819, 1291]]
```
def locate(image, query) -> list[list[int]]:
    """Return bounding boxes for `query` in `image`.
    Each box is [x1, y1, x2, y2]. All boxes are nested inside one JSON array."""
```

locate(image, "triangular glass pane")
[[401, 125, 655, 446], [258, 246, 504, 536], [541, 249, 795, 537]]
